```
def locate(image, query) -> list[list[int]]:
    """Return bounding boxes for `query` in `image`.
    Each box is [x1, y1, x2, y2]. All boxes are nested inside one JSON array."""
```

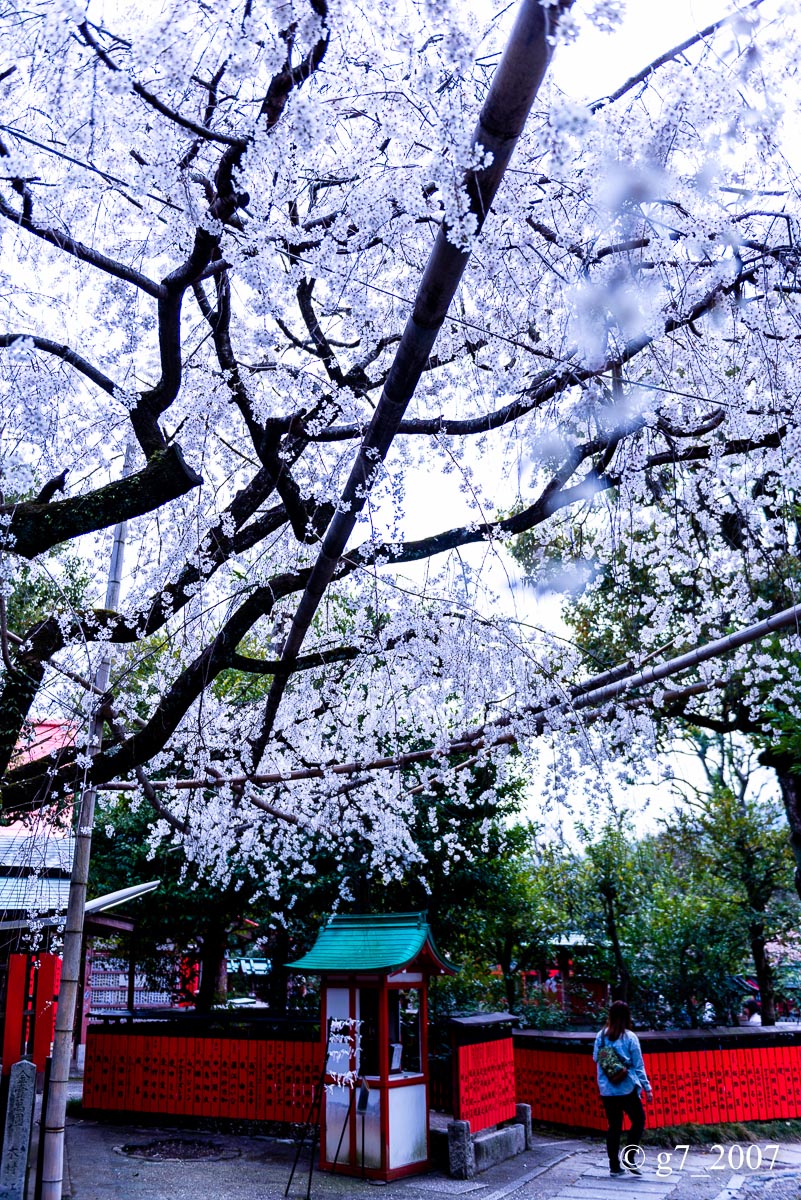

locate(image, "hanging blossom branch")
[[2, 406, 781, 793], [77, 23, 247, 148], [590, 0, 768, 111], [0, 334, 120, 396], [0, 139, 164, 299], [296, 257, 763, 443], [92, 598, 801, 796], [251, 0, 575, 757], [0, 483, 287, 757], [3, 0, 799, 848], [350, 423, 785, 572]]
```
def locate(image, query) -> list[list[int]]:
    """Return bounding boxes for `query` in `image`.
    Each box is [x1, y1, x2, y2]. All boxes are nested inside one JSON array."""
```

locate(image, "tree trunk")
[[760, 749, 801, 902], [749, 921, 776, 1026], [252, 0, 568, 753], [495, 936, 518, 1013], [266, 927, 291, 1015], [601, 890, 631, 1002], [196, 928, 228, 1012]]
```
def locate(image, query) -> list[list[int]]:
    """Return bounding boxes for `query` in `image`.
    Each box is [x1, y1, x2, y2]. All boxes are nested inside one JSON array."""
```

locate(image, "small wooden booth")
[[288, 911, 455, 1181]]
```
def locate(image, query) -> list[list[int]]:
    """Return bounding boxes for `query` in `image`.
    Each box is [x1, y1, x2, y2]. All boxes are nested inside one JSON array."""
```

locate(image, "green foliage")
[[672, 775, 795, 926], [517, 993, 571, 1030], [633, 869, 744, 1026], [7, 559, 89, 634], [428, 962, 508, 1022], [561, 818, 643, 1001], [1, 486, 90, 634], [554, 807, 793, 1027]]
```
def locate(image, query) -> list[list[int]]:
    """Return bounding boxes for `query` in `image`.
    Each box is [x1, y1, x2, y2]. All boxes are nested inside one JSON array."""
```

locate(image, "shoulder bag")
[[598, 1033, 629, 1084]]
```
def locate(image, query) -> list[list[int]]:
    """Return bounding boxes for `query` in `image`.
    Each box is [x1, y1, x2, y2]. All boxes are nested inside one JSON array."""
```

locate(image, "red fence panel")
[[513, 1029, 801, 1132], [455, 1039, 516, 1133], [83, 1025, 323, 1122]]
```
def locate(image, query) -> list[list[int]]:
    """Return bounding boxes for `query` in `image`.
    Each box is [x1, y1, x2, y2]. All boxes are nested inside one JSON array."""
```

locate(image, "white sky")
[[554, 0, 748, 96]]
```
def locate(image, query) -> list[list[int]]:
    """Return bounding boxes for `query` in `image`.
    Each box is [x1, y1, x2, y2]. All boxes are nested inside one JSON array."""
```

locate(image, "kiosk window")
[[359, 987, 379, 1077], [387, 988, 421, 1074]]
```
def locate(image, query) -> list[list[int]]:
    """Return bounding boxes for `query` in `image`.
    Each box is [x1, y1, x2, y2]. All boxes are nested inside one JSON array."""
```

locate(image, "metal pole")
[[39, 441, 135, 1200]]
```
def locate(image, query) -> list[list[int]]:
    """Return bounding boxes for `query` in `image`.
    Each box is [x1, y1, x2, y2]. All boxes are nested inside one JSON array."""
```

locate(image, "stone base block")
[[446, 1117, 527, 1179], [516, 1102, 533, 1149], [474, 1122, 524, 1173], [447, 1119, 475, 1179]]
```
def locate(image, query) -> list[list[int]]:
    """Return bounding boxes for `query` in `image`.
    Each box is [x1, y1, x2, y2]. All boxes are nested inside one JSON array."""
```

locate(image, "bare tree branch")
[[0, 335, 119, 396]]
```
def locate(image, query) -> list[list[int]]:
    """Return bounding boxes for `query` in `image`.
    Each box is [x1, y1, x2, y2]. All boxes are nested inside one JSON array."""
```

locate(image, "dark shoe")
[[610, 1166, 624, 1176], [625, 1166, 643, 1176]]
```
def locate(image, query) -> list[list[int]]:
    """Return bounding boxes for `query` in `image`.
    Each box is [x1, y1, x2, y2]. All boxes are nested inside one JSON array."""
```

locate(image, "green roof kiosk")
[[289, 912, 456, 1181]]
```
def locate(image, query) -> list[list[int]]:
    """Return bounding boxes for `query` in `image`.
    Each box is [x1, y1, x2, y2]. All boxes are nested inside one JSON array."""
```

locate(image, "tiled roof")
[[0, 828, 74, 873], [0, 877, 71, 912], [10, 722, 76, 768], [287, 911, 456, 975]]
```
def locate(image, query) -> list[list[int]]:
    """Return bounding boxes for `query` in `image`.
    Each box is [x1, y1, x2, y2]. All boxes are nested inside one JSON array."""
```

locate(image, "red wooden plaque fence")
[[513, 1031, 801, 1130], [48, 1011, 801, 1133], [455, 1038, 517, 1133], [82, 1027, 323, 1121], [450, 1015, 518, 1134]]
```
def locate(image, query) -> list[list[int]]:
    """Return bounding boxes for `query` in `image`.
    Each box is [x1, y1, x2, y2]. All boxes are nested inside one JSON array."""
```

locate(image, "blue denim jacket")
[[593, 1029, 652, 1098]]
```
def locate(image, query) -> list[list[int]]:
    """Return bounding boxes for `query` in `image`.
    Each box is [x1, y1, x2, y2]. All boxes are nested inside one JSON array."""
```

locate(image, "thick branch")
[[230, 626, 418, 677], [2, 445, 202, 559], [253, 0, 572, 754], [0, 192, 163, 298]]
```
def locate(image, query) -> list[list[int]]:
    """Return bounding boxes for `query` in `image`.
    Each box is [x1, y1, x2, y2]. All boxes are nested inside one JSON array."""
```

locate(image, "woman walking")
[[593, 1001, 653, 1176]]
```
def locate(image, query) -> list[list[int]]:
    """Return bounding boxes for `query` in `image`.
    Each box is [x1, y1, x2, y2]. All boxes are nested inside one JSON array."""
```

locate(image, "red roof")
[[10, 721, 76, 768]]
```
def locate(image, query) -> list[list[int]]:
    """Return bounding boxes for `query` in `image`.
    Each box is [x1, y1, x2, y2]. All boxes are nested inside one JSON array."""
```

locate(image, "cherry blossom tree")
[[2, 0, 801, 895]]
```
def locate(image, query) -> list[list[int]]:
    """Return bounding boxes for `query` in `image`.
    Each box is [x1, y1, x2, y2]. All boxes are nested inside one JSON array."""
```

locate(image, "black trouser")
[[602, 1089, 645, 1170]]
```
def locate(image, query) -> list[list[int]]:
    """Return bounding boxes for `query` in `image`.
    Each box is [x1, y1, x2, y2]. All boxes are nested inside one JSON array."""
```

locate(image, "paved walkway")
[[54, 1118, 801, 1200], [528, 1144, 801, 1200]]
